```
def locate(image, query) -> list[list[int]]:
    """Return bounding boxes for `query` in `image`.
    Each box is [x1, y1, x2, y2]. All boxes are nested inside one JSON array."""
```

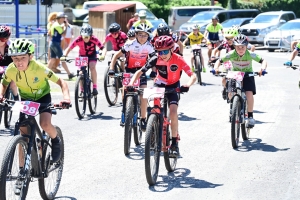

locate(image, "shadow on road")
[[178, 112, 200, 121], [238, 138, 290, 152], [253, 110, 266, 114], [149, 168, 223, 192], [0, 127, 15, 137], [126, 144, 145, 160], [200, 82, 218, 87], [54, 196, 77, 200], [80, 112, 120, 121], [255, 120, 274, 124]]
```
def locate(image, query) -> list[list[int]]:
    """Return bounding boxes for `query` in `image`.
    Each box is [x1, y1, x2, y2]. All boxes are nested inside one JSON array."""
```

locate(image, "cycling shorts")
[[227, 76, 256, 95], [125, 68, 147, 86], [153, 82, 180, 105]]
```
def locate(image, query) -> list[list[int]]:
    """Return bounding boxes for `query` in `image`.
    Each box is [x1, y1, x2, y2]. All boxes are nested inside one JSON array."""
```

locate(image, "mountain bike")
[[62, 57, 98, 119], [0, 100, 70, 200], [103, 55, 124, 106], [191, 44, 203, 85], [121, 73, 143, 155], [143, 87, 184, 186]]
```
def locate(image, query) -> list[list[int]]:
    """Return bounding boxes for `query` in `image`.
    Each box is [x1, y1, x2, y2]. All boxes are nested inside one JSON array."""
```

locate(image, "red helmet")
[[154, 36, 174, 51], [0, 26, 11, 38]]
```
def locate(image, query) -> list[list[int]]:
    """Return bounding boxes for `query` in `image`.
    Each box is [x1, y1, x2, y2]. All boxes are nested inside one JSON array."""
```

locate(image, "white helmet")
[[138, 10, 147, 17]]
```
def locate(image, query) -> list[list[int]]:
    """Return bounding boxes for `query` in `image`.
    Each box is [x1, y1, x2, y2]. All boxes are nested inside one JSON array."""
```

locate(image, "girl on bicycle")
[[63, 24, 104, 95], [213, 34, 267, 127], [128, 36, 196, 157], [0, 25, 19, 100]]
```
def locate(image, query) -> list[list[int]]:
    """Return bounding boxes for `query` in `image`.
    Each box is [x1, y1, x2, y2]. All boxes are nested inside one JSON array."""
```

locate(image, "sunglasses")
[[140, 17, 146, 19], [82, 36, 90, 39], [158, 49, 170, 56], [111, 31, 119, 36], [137, 34, 148, 38], [0, 38, 8, 42], [225, 37, 233, 41]]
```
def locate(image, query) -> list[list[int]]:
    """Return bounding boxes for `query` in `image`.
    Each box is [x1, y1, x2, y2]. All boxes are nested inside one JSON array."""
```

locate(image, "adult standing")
[[47, 12, 57, 63], [126, 12, 139, 30]]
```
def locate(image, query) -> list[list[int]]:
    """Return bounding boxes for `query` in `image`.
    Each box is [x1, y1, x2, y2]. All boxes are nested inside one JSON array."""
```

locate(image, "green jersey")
[[221, 50, 263, 72]]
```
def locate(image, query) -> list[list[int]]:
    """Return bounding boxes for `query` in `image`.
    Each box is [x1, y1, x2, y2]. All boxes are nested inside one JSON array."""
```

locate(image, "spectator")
[[126, 12, 139, 30], [47, 12, 57, 63], [63, 18, 74, 50]]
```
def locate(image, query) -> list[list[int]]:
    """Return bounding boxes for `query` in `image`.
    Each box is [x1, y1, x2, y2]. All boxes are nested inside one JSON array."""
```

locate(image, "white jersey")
[[121, 39, 155, 69]]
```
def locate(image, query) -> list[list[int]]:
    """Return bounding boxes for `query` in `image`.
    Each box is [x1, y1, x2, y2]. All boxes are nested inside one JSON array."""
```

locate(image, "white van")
[[168, 6, 224, 31]]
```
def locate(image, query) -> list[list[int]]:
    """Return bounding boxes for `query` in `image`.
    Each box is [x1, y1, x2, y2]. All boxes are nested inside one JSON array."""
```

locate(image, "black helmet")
[[157, 23, 170, 36], [135, 23, 152, 36], [212, 16, 219, 21], [0, 25, 11, 38], [108, 23, 121, 33], [234, 34, 249, 46], [127, 29, 135, 37], [80, 24, 93, 36]]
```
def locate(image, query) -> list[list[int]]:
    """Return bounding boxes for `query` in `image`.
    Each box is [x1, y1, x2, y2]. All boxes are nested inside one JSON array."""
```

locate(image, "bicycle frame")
[[77, 65, 92, 99], [123, 88, 142, 127]]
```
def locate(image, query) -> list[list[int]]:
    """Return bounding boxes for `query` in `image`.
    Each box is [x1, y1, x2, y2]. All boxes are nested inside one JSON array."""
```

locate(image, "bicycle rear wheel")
[[195, 55, 202, 85], [164, 122, 177, 172], [38, 126, 64, 199], [103, 65, 118, 106], [88, 79, 97, 114], [124, 96, 134, 155], [0, 135, 30, 199], [75, 75, 86, 119], [133, 96, 142, 145], [231, 96, 241, 148], [144, 114, 160, 186], [4, 89, 14, 128]]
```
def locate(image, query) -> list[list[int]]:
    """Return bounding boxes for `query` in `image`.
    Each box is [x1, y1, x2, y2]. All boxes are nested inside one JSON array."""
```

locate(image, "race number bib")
[[226, 71, 245, 81], [12, 101, 40, 116], [122, 73, 140, 87], [75, 57, 88, 67]]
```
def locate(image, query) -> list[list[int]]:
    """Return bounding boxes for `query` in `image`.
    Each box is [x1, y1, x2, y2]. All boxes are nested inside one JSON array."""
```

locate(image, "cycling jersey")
[[142, 53, 193, 86], [1, 59, 59, 100], [50, 22, 64, 43], [121, 39, 155, 69], [296, 42, 300, 51], [187, 32, 204, 46], [105, 31, 128, 51], [205, 23, 223, 41], [220, 50, 263, 72], [0, 41, 12, 67], [69, 35, 104, 58]]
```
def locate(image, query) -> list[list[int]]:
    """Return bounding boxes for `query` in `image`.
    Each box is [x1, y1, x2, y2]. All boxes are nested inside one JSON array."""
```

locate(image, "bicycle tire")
[[133, 96, 142, 145], [38, 126, 64, 200], [124, 96, 134, 155], [195, 55, 202, 85], [103, 65, 118, 106], [144, 114, 160, 186], [164, 119, 177, 172], [231, 96, 241, 149], [0, 135, 30, 199], [241, 99, 250, 140], [88, 78, 97, 114], [74, 75, 86, 119], [4, 89, 14, 128]]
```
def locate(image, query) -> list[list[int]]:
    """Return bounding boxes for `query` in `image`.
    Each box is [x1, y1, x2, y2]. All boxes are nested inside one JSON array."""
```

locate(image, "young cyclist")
[[63, 24, 104, 95], [128, 35, 196, 157], [131, 10, 154, 33], [0, 25, 19, 100], [127, 29, 136, 41], [182, 24, 206, 72], [108, 24, 156, 131], [213, 34, 267, 127], [99, 23, 128, 71], [0, 38, 71, 163], [151, 23, 183, 56], [284, 42, 300, 66]]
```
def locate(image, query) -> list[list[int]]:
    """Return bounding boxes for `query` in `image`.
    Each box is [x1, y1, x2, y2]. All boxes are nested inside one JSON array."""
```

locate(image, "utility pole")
[[211, 0, 214, 6]]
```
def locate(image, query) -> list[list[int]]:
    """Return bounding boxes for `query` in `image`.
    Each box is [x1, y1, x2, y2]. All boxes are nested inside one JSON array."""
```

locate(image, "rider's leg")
[[168, 93, 180, 156], [89, 60, 98, 95], [169, 104, 178, 138], [250, 45, 255, 52], [289, 49, 298, 62], [244, 76, 256, 126], [190, 54, 194, 71], [139, 74, 148, 131], [207, 44, 213, 60]]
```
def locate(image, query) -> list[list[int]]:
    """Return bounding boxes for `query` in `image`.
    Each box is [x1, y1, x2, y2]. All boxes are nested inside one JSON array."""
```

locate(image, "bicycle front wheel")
[[124, 96, 134, 155], [88, 79, 97, 114], [195, 55, 202, 85], [75, 75, 86, 119], [4, 89, 14, 128], [144, 114, 160, 186], [38, 126, 64, 200], [0, 135, 30, 199], [103, 66, 118, 106], [231, 96, 241, 148]]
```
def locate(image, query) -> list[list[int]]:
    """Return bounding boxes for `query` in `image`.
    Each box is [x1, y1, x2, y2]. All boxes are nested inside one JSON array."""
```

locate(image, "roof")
[[89, 3, 135, 12], [170, 6, 223, 9], [258, 11, 295, 15]]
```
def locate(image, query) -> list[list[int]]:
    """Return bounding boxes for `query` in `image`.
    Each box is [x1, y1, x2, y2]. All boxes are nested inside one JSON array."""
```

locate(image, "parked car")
[[264, 19, 300, 52], [221, 18, 253, 29], [239, 11, 296, 45], [168, 6, 224, 32], [178, 9, 260, 41]]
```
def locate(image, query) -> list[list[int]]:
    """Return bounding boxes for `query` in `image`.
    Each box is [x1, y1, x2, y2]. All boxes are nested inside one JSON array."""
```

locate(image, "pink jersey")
[[105, 31, 128, 51], [69, 35, 104, 57]]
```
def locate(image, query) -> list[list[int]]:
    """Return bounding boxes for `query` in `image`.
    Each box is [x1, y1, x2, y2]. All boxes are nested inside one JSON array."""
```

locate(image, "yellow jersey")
[[187, 32, 204, 45]]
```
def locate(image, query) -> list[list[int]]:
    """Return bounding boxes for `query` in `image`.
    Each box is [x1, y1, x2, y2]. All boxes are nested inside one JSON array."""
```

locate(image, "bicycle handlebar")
[[210, 70, 268, 77], [0, 99, 72, 110]]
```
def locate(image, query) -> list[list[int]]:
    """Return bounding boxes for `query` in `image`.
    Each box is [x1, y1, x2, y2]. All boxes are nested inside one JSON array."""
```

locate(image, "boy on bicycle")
[[213, 34, 267, 127], [284, 42, 300, 67], [63, 24, 104, 95], [128, 36, 196, 157], [108, 24, 156, 131], [182, 24, 206, 72], [0, 39, 71, 163]]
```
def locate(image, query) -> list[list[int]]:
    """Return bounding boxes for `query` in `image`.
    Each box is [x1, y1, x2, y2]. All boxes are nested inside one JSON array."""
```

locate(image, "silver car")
[[264, 19, 300, 52]]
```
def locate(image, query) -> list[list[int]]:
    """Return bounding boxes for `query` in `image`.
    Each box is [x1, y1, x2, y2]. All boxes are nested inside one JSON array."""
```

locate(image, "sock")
[[248, 112, 253, 118], [93, 84, 97, 89], [51, 136, 59, 143], [172, 137, 177, 145]]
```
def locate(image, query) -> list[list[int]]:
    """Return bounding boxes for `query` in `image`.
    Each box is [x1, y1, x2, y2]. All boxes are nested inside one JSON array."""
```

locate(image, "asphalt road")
[[0, 47, 299, 200]]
